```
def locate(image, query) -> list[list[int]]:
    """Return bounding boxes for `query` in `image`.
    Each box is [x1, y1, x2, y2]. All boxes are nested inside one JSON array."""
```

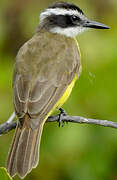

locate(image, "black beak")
[[83, 19, 110, 29]]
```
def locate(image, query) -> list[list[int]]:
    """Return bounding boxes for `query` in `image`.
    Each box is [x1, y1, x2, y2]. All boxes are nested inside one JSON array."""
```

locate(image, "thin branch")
[[0, 121, 17, 135], [0, 112, 16, 136], [7, 112, 15, 123], [0, 113, 117, 135]]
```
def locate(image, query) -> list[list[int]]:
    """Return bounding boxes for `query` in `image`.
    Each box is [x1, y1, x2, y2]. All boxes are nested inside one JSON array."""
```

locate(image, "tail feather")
[[6, 126, 21, 177], [16, 127, 35, 177], [32, 127, 43, 168], [6, 119, 43, 179]]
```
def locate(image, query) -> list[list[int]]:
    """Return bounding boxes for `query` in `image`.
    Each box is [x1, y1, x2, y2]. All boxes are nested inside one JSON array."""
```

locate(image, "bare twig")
[[0, 121, 17, 135], [0, 112, 16, 135], [7, 112, 15, 123], [0, 113, 117, 135]]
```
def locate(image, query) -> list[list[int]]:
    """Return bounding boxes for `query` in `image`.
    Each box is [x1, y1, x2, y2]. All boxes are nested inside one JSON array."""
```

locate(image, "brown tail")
[[6, 117, 43, 179]]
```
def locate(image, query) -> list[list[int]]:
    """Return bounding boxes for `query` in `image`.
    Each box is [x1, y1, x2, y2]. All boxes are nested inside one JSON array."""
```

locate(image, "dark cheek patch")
[[49, 15, 78, 28], [56, 15, 73, 28]]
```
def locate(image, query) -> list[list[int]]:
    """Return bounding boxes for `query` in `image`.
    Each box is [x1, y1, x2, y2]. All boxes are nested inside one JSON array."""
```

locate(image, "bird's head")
[[39, 1, 109, 37]]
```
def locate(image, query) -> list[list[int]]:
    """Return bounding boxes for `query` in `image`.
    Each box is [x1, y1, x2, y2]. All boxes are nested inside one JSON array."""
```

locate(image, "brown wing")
[[13, 32, 81, 129]]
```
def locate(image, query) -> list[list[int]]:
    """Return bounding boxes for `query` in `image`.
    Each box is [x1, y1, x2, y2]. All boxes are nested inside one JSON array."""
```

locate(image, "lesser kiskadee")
[[6, 1, 109, 178]]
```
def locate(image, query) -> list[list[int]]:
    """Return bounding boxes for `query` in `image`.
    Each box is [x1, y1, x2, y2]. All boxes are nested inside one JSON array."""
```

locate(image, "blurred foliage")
[[0, 167, 13, 180], [0, 0, 117, 180]]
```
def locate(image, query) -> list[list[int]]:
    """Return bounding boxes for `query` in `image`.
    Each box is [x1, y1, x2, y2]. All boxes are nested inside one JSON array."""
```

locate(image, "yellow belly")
[[43, 74, 77, 123], [55, 74, 77, 109]]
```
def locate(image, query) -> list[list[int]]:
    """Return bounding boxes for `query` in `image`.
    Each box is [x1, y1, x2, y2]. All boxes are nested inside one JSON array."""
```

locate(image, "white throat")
[[50, 26, 86, 37]]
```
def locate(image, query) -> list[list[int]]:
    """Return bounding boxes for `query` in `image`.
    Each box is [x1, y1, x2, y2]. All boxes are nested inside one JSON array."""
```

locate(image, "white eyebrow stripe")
[[40, 8, 84, 21]]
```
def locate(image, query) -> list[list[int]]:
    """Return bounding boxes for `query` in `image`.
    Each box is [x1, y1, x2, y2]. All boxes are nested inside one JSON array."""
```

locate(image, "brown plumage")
[[6, 30, 81, 178], [7, 114, 43, 177]]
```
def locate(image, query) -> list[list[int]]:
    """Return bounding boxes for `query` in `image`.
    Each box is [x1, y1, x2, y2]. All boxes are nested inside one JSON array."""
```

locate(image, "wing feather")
[[13, 32, 81, 128]]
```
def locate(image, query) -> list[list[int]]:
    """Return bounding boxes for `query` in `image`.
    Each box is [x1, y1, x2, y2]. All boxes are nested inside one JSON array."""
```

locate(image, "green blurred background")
[[0, 0, 117, 179]]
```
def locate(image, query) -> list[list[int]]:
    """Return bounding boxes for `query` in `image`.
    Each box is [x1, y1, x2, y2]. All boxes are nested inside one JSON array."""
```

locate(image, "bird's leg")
[[58, 108, 67, 127]]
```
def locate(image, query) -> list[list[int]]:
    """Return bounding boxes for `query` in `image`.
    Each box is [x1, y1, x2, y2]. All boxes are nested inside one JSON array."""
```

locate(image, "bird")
[[6, 1, 109, 179]]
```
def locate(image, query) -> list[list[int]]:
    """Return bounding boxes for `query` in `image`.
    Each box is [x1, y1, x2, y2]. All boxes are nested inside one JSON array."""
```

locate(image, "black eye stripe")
[[47, 14, 81, 28], [71, 15, 81, 22]]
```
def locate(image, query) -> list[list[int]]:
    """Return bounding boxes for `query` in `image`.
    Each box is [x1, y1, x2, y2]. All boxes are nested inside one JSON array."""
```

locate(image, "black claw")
[[62, 120, 65, 127], [58, 108, 67, 127]]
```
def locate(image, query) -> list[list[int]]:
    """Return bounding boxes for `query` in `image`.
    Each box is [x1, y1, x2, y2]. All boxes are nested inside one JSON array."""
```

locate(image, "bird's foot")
[[58, 108, 67, 127]]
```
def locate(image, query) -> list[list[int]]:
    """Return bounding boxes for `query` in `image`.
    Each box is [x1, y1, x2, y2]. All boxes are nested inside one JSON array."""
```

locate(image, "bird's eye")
[[71, 15, 80, 22]]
